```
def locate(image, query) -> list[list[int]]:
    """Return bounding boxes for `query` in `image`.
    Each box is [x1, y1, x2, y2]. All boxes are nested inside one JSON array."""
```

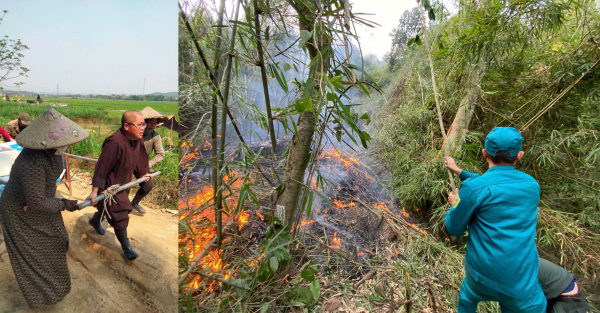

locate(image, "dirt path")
[[0, 172, 178, 313]]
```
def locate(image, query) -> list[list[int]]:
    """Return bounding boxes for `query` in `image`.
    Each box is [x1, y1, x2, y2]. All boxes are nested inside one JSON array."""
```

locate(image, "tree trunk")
[[277, 111, 316, 227], [276, 0, 330, 229], [446, 63, 488, 153]]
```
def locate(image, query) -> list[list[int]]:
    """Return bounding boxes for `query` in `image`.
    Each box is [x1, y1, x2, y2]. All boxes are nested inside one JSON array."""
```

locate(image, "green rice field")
[[2, 97, 177, 122]]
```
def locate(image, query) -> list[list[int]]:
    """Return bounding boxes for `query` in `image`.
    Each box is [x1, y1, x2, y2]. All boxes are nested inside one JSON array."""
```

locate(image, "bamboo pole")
[[416, 1, 456, 192], [76, 171, 161, 209], [211, 0, 227, 247], [216, 0, 242, 247], [65, 153, 98, 163], [253, 0, 277, 153]]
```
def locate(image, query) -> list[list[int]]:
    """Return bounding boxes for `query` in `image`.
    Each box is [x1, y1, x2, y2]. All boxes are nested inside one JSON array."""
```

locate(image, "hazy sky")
[[199, 0, 421, 60], [2, 1, 178, 95], [351, 0, 416, 59]]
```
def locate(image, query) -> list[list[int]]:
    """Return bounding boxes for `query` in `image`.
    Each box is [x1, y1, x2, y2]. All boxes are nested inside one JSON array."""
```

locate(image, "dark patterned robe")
[[0, 148, 71, 309], [92, 128, 149, 230]]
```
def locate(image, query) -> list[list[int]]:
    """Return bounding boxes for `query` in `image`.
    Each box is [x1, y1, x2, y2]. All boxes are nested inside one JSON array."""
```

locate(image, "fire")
[[204, 140, 211, 149], [411, 224, 428, 235], [332, 199, 355, 209], [402, 207, 410, 218], [238, 211, 249, 229], [364, 173, 371, 179], [223, 171, 242, 189], [329, 232, 341, 249], [179, 186, 214, 210], [320, 149, 360, 167], [256, 211, 265, 220], [300, 220, 314, 227], [181, 146, 200, 164]]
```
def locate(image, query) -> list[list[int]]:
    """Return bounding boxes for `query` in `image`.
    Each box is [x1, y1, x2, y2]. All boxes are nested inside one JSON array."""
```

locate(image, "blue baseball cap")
[[484, 127, 523, 157]]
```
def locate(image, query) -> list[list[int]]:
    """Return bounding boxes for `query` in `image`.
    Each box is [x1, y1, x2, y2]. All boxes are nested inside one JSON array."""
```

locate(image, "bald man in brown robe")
[[86, 110, 151, 261]]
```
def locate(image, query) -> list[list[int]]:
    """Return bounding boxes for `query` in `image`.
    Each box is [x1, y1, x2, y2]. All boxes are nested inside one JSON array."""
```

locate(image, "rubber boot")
[[88, 212, 106, 235], [131, 203, 146, 214], [115, 229, 139, 261]]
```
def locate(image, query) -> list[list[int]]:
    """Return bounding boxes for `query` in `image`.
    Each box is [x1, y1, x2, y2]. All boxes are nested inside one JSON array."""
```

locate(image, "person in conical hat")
[[0, 108, 88, 309], [129, 106, 167, 215]]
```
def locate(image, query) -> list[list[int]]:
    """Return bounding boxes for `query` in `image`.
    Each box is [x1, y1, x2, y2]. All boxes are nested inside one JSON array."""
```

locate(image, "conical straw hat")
[[16, 108, 90, 150], [140, 106, 169, 123]]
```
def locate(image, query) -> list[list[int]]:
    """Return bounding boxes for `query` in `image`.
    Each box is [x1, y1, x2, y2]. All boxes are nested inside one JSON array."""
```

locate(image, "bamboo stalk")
[[216, 0, 242, 249], [416, 1, 456, 192], [253, 0, 277, 153], [65, 153, 97, 163], [211, 0, 227, 247]]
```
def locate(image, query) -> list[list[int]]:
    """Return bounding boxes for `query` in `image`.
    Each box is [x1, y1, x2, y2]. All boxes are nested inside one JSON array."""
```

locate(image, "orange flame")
[[238, 211, 249, 229], [300, 220, 314, 227], [329, 232, 341, 249], [256, 211, 265, 220], [320, 149, 360, 167]]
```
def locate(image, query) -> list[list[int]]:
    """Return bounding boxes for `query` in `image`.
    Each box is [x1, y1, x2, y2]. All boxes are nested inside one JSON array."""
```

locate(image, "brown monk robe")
[[85, 110, 151, 261]]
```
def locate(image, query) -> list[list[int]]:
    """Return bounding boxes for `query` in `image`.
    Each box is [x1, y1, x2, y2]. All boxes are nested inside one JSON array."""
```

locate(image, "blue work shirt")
[[445, 165, 542, 299]]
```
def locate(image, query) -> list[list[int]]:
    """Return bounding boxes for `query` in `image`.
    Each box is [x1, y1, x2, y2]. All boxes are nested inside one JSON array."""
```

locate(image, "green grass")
[[0, 103, 107, 126]]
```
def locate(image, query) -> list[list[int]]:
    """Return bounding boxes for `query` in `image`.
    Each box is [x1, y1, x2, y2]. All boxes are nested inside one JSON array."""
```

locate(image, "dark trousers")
[[132, 180, 153, 205]]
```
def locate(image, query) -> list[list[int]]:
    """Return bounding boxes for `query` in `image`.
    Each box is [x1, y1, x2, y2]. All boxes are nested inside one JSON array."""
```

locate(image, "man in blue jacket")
[[444, 127, 546, 312]]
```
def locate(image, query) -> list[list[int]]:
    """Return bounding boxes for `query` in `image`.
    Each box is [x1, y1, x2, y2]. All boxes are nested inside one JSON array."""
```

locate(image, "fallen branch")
[[353, 270, 376, 289], [196, 270, 249, 290], [416, 0, 456, 192]]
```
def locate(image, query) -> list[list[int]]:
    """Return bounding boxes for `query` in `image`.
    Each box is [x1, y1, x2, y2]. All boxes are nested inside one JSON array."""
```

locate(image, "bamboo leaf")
[[300, 30, 313, 41]]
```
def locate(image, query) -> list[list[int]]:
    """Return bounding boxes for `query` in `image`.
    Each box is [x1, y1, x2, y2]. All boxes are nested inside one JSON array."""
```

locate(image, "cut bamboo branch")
[[416, 1, 456, 192]]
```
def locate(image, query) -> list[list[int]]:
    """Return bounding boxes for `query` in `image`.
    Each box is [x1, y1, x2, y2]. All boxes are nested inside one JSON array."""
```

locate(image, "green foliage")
[[369, 0, 600, 287], [0, 10, 29, 88]]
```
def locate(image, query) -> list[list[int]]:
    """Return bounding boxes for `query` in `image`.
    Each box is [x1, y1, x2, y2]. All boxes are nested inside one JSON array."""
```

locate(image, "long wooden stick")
[[416, 1, 456, 192]]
